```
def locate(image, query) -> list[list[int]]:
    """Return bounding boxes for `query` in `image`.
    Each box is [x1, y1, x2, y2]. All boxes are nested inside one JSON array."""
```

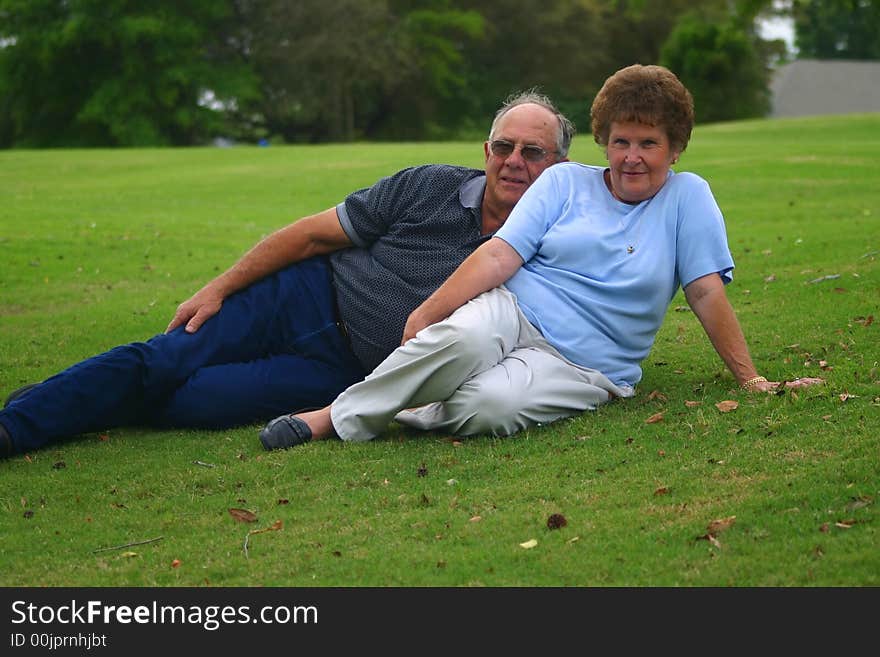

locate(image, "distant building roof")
[[770, 59, 880, 117]]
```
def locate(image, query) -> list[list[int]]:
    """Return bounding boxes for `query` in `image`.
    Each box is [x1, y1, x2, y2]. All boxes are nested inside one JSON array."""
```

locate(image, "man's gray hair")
[[488, 89, 576, 158]]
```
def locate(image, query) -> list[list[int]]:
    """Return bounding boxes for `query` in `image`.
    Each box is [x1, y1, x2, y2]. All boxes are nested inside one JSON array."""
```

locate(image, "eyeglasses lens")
[[491, 140, 548, 162]]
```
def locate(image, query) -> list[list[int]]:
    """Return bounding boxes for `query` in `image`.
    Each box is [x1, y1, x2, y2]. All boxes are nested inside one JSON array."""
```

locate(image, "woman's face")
[[604, 121, 680, 204]]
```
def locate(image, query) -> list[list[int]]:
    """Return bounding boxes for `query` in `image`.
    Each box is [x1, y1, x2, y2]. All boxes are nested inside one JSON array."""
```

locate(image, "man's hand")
[[166, 285, 225, 334]]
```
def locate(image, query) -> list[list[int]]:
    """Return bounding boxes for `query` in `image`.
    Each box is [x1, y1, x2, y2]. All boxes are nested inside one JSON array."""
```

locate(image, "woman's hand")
[[744, 376, 825, 393], [401, 307, 433, 345]]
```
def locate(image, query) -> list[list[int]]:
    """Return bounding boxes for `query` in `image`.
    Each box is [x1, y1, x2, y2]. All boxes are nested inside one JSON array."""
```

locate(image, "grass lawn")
[[0, 114, 877, 587]]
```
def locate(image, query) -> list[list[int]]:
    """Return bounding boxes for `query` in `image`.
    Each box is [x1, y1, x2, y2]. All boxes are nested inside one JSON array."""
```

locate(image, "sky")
[[758, 14, 797, 53]]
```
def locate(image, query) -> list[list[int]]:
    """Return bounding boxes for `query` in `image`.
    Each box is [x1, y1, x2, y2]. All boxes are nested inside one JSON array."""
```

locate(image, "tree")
[[0, 0, 257, 147], [661, 14, 771, 122], [234, 0, 483, 142], [450, 0, 612, 139], [790, 0, 880, 59]]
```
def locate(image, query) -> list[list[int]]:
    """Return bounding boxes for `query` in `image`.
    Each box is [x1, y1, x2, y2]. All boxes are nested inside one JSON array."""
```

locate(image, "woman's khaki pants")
[[330, 287, 631, 441]]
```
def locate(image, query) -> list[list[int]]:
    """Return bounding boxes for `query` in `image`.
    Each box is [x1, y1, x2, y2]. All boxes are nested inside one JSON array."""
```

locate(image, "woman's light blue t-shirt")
[[495, 162, 734, 387]]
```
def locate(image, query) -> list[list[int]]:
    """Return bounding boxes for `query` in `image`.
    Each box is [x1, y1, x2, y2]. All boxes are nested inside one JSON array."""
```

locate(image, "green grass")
[[0, 115, 878, 587]]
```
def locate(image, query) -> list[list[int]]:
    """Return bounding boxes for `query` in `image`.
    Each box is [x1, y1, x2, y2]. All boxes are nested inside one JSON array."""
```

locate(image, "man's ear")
[[483, 141, 491, 162]]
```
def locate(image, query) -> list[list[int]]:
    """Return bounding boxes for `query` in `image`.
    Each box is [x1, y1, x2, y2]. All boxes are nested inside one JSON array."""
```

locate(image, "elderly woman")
[[261, 64, 823, 449]]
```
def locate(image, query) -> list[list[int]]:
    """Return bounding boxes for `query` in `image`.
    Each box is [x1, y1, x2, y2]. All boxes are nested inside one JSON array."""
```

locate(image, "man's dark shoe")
[[260, 415, 312, 451], [4, 383, 39, 407]]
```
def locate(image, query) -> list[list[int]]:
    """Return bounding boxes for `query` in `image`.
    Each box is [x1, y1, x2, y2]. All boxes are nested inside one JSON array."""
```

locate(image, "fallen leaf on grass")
[[469, 515, 482, 522], [647, 390, 668, 402], [684, 400, 702, 407], [249, 519, 283, 536], [835, 519, 857, 529], [696, 516, 736, 547], [645, 412, 664, 424], [654, 486, 670, 496], [715, 400, 738, 412], [707, 516, 737, 533], [846, 497, 873, 511], [546, 513, 567, 530], [120, 551, 138, 559], [519, 539, 538, 549], [171, 559, 181, 568], [839, 392, 858, 402], [228, 508, 258, 523]]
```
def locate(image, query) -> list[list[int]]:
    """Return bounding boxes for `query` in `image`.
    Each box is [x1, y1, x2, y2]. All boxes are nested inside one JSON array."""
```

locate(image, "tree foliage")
[[661, 13, 771, 123], [791, 0, 880, 59], [0, 0, 787, 147], [235, 0, 483, 142], [0, 0, 257, 147]]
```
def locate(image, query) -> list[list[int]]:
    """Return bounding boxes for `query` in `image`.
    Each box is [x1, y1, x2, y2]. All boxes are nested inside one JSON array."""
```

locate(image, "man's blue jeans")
[[0, 257, 366, 454]]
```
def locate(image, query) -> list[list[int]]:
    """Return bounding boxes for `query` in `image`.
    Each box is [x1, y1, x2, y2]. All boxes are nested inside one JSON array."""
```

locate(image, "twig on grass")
[[806, 274, 840, 284], [92, 536, 164, 554], [243, 520, 283, 559]]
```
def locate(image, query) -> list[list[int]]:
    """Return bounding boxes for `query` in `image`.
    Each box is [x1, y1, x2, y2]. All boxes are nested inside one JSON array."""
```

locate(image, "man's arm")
[[402, 237, 524, 343], [166, 207, 352, 334]]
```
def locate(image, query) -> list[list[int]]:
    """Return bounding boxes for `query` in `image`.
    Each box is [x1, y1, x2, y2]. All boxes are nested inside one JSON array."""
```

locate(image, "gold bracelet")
[[741, 375, 768, 390]]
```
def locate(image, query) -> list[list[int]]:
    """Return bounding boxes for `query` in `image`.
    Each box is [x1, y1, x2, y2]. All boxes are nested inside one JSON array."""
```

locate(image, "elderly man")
[[0, 91, 573, 457]]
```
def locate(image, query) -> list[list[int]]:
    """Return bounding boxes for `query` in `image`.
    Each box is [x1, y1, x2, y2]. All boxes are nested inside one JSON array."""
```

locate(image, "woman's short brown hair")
[[590, 64, 695, 153]]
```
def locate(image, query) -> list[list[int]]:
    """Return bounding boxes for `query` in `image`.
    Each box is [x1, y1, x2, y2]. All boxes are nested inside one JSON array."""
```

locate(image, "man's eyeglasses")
[[489, 139, 557, 162]]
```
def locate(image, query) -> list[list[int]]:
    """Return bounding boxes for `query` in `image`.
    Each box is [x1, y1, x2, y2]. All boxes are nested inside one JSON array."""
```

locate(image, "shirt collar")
[[459, 174, 486, 209]]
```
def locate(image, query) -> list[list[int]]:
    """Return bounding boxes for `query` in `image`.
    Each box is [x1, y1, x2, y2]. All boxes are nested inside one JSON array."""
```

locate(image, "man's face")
[[483, 104, 563, 215]]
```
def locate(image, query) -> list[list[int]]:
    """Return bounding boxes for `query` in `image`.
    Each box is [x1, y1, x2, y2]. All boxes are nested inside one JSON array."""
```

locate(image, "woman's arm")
[[402, 237, 524, 343], [684, 273, 823, 391]]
